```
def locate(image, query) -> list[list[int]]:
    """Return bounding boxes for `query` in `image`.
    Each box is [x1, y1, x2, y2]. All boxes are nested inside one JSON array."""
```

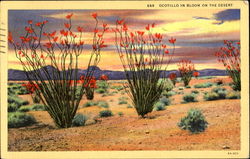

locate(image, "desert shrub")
[[212, 87, 226, 93], [162, 90, 176, 98], [127, 105, 133, 108], [71, 114, 87, 127], [18, 106, 31, 112], [111, 85, 124, 91], [178, 108, 208, 134], [30, 104, 46, 111], [178, 87, 184, 90], [185, 85, 191, 89], [160, 96, 171, 106], [154, 102, 166, 111], [182, 93, 197, 103], [8, 112, 36, 128], [118, 112, 124, 116], [98, 101, 109, 108], [162, 79, 174, 92], [204, 92, 219, 101], [8, 103, 20, 112], [97, 80, 109, 89], [191, 90, 199, 94], [84, 101, 98, 107], [215, 79, 223, 85], [8, 83, 30, 95], [226, 91, 241, 99], [99, 110, 113, 117], [8, 95, 29, 106], [194, 82, 213, 88], [198, 76, 214, 79], [95, 88, 106, 94], [118, 97, 128, 105]]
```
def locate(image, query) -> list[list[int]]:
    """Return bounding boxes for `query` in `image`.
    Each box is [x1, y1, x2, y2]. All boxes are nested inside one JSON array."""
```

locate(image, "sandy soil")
[[8, 77, 240, 151]]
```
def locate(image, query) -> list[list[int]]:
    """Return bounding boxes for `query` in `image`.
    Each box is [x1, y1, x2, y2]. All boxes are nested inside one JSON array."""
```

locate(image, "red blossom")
[[64, 23, 71, 29], [28, 20, 33, 24], [116, 19, 124, 25], [66, 13, 73, 19], [25, 27, 33, 33], [193, 71, 200, 78], [44, 42, 52, 49], [8, 32, 13, 43], [92, 13, 97, 19], [137, 31, 144, 36], [169, 37, 176, 44], [164, 50, 169, 54], [35, 22, 42, 27], [169, 73, 177, 80], [77, 26, 84, 32], [103, 23, 108, 28], [145, 24, 150, 31], [99, 74, 109, 80], [94, 29, 98, 33], [43, 20, 48, 24]]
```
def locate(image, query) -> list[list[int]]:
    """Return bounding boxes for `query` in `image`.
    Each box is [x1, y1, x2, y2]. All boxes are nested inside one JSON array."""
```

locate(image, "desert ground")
[[8, 76, 240, 151]]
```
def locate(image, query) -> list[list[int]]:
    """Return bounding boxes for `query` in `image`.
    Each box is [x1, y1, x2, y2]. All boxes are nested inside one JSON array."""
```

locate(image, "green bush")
[[99, 110, 113, 117], [178, 108, 208, 133], [18, 106, 31, 112], [72, 114, 87, 127], [111, 85, 124, 91], [30, 104, 46, 111], [226, 91, 241, 99], [8, 112, 36, 128], [98, 101, 109, 108], [8, 103, 20, 112], [118, 112, 124, 116], [185, 85, 191, 88], [191, 90, 199, 94], [204, 92, 219, 101], [198, 76, 214, 79], [8, 95, 29, 112], [127, 105, 133, 108], [95, 88, 106, 94], [217, 90, 227, 99], [183, 93, 197, 103], [160, 97, 171, 106], [8, 83, 30, 95], [8, 95, 29, 106], [162, 90, 176, 97], [84, 101, 98, 107], [162, 79, 174, 92], [97, 81, 109, 89], [212, 87, 226, 93], [194, 82, 213, 88], [178, 87, 184, 90], [154, 102, 166, 111]]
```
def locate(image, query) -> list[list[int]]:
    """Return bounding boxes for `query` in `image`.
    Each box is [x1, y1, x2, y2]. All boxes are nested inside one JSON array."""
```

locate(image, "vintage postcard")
[[0, 0, 249, 158]]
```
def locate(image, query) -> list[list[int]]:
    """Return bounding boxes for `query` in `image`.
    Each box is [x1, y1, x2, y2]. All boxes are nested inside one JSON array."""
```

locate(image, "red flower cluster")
[[22, 82, 39, 94], [79, 76, 97, 88], [99, 74, 109, 80], [178, 60, 195, 73], [215, 40, 240, 72], [168, 73, 177, 80], [193, 71, 200, 78]]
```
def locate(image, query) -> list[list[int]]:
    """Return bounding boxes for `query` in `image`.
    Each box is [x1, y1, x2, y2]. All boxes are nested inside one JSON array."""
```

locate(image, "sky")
[[8, 9, 240, 71]]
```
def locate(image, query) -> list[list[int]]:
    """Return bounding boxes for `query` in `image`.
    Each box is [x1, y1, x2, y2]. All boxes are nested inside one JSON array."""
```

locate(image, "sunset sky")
[[8, 9, 240, 71]]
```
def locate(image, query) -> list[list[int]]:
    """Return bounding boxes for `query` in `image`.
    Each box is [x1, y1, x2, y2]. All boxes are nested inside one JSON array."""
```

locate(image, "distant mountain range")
[[8, 65, 227, 81]]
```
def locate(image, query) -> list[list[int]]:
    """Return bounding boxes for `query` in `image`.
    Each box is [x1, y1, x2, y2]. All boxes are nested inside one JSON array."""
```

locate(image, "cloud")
[[193, 9, 240, 25], [214, 9, 240, 21], [193, 16, 210, 20]]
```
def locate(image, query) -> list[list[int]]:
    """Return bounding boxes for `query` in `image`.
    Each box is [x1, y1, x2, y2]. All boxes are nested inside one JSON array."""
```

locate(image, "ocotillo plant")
[[114, 20, 176, 118], [168, 72, 177, 86], [215, 40, 240, 91], [8, 13, 108, 128], [178, 60, 195, 86], [81, 76, 97, 100]]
